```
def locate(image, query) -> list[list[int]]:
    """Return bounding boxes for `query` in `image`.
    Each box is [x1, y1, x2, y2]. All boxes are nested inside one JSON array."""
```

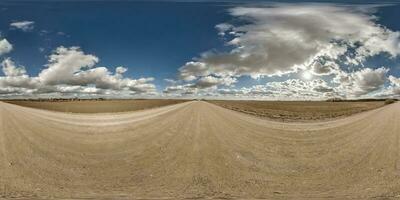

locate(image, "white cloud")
[[373, 75, 400, 98], [0, 47, 156, 98], [310, 61, 340, 76], [163, 83, 198, 95], [163, 78, 337, 100], [384, 75, 400, 97], [215, 23, 234, 36], [2, 58, 27, 76], [10, 21, 35, 32], [195, 75, 236, 89], [335, 67, 388, 97], [265, 79, 336, 99], [39, 46, 99, 85], [0, 58, 39, 94], [162, 75, 237, 96], [179, 61, 210, 81], [177, 4, 400, 97], [115, 66, 128, 74], [351, 68, 388, 95], [0, 38, 12, 56], [389, 75, 400, 87]]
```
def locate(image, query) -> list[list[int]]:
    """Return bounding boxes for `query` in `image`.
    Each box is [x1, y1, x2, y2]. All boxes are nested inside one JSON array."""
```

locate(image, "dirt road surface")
[[1, 101, 400, 199]]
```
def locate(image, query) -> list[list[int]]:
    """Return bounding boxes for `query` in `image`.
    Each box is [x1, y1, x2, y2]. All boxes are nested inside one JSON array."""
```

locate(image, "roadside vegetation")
[[385, 99, 397, 105]]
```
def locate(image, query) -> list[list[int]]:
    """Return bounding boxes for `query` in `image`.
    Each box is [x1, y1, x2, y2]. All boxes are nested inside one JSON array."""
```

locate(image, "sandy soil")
[[1, 101, 400, 199], [209, 100, 385, 122], [4, 99, 187, 113]]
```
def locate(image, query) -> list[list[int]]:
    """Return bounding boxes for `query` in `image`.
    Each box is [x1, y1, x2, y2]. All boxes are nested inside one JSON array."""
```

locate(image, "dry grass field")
[[4, 99, 187, 113], [208, 100, 386, 122], [1, 100, 400, 199]]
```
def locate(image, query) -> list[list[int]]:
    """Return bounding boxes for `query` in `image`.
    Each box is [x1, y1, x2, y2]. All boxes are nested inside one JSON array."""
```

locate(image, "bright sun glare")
[[302, 71, 313, 80]]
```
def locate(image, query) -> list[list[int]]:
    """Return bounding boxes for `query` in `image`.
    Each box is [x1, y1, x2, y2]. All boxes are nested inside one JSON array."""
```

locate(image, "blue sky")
[[1, 1, 400, 99], [0, 1, 230, 89]]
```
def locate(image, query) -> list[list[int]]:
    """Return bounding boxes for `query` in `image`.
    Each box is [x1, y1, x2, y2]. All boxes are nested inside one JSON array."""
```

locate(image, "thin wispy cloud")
[[10, 21, 35, 32]]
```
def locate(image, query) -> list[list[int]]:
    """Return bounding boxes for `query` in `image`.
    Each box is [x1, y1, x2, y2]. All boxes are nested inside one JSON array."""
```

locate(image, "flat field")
[[4, 99, 187, 113], [208, 100, 385, 122]]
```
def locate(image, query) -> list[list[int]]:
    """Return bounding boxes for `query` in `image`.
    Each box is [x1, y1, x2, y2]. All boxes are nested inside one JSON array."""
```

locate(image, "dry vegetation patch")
[[4, 99, 188, 113], [385, 99, 396, 105], [208, 100, 387, 122]]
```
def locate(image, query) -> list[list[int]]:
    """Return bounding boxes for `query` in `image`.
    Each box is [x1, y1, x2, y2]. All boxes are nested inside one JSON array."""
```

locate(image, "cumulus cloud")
[[351, 68, 388, 95], [195, 75, 236, 89], [335, 67, 388, 97], [0, 46, 156, 98], [10, 21, 35, 32], [389, 75, 400, 87], [164, 78, 337, 100], [175, 4, 400, 99], [310, 61, 340, 76], [0, 38, 12, 56], [179, 61, 210, 81], [212, 67, 387, 99], [377, 75, 400, 97], [163, 83, 198, 95], [0, 58, 39, 96], [388, 76, 400, 97], [220, 79, 337, 100], [2, 58, 27, 77], [215, 23, 235, 36], [265, 79, 336, 99], [163, 75, 237, 96], [39, 46, 99, 85], [115, 66, 128, 74]]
